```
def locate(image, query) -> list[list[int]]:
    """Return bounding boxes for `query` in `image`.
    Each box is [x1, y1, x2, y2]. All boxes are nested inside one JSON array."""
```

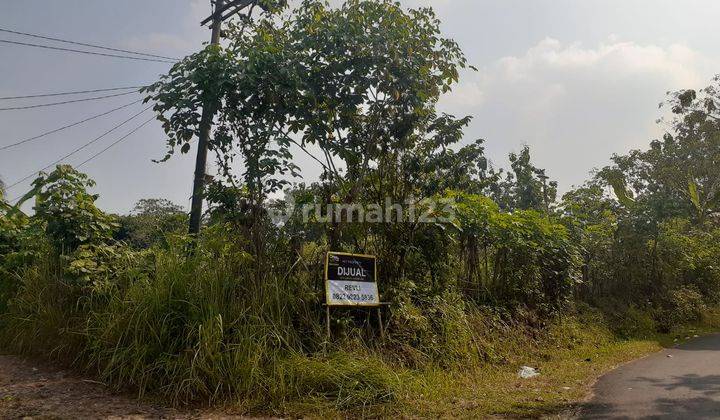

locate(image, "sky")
[[1, 0, 719, 214]]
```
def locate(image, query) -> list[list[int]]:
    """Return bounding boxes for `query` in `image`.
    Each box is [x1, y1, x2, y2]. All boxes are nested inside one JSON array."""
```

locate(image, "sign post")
[[324, 252, 384, 339]]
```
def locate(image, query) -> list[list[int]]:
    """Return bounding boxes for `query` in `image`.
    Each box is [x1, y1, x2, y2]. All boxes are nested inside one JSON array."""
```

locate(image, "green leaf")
[[688, 178, 701, 212]]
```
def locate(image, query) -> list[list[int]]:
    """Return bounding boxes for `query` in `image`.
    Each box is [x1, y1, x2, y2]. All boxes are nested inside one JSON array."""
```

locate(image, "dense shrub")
[[450, 192, 579, 313], [115, 198, 187, 249], [30, 165, 118, 254], [1, 229, 403, 410]]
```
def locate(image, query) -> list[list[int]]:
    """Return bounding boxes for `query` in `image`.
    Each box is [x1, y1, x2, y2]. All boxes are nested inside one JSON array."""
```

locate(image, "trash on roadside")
[[666, 354, 673, 358], [518, 366, 540, 378]]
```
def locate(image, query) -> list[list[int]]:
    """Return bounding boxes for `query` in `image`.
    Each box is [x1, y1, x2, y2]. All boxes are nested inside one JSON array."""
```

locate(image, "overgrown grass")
[[389, 307, 720, 418], [0, 238, 402, 414], [2, 241, 719, 418]]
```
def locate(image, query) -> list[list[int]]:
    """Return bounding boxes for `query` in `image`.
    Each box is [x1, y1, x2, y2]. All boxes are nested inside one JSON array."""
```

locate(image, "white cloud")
[[446, 38, 709, 108], [440, 37, 718, 190]]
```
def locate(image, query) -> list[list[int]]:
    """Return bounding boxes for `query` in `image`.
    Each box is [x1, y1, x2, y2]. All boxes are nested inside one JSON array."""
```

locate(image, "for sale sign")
[[324, 252, 379, 306]]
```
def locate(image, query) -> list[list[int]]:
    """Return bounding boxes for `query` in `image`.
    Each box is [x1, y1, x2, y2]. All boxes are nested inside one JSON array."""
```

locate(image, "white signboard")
[[324, 252, 379, 306]]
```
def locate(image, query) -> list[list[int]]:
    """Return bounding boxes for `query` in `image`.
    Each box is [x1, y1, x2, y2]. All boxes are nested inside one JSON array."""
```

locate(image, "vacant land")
[[0, 354, 182, 419], [0, 354, 265, 420], [1, 321, 714, 419]]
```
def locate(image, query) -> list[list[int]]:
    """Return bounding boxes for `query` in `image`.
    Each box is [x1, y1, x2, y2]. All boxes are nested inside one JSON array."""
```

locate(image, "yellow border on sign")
[[325, 251, 380, 307]]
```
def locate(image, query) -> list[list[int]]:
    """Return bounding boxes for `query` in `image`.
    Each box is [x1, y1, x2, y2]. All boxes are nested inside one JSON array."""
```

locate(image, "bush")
[[30, 165, 118, 254], [275, 353, 400, 410], [450, 192, 580, 313], [81, 236, 299, 404], [0, 230, 412, 412], [611, 305, 657, 339], [656, 286, 707, 332], [391, 292, 478, 367]]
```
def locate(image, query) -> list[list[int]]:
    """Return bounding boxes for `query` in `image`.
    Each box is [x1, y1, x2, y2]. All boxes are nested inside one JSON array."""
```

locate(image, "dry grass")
[[383, 313, 720, 418], [290, 308, 720, 418]]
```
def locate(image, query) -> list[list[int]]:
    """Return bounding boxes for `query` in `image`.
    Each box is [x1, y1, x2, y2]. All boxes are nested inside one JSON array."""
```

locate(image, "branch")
[[275, 124, 329, 171]]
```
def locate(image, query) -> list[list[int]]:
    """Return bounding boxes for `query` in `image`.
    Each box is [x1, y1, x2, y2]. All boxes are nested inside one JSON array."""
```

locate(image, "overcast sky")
[[1, 0, 719, 213]]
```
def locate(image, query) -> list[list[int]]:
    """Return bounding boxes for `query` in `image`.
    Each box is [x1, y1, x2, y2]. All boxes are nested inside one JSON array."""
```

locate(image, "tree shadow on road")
[[579, 374, 720, 419], [635, 374, 720, 396]]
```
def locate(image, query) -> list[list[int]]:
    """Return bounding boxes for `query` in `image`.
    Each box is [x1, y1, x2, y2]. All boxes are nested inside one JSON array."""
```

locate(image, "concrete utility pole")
[[188, 0, 225, 236], [189, 0, 256, 235]]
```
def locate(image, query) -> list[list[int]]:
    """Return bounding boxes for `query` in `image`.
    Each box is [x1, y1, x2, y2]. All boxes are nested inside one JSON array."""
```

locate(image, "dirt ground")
[[0, 354, 249, 420]]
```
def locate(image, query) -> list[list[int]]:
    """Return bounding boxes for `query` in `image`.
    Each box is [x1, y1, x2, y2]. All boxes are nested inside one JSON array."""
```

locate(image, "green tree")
[[600, 76, 720, 224], [20, 165, 117, 254], [560, 179, 619, 299], [116, 198, 187, 249], [489, 146, 557, 212], [146, 0, 475, 287]]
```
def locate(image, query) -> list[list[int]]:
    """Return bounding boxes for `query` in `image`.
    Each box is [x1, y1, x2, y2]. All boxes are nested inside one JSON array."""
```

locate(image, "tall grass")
[[1, 255, 87, 360], [3, 235, 718, 417], [83, 240, 303, 404], [0, 233, 402, 413], [4, 227, 711, 416]]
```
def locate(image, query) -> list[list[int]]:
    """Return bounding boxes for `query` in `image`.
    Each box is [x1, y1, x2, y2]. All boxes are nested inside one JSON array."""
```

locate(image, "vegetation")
[[115, 198, 187, 248], [1, 0, 720, 417]]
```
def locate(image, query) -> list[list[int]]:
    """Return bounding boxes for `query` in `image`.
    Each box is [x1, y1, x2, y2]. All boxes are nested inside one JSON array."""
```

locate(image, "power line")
[[0, 27, 180, 61], [8, 117, 155, 205], [0, 98, 144, 151], [0, 86, 146, 100], [77, 117, 154, 169], [5, 106, 153, 192], [0, 39, 177, 64], [0, 90, 139, 111]]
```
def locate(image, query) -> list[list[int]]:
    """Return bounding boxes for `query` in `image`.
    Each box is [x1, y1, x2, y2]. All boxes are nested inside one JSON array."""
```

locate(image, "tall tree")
[[146, 0, 476, 288], [600, 76, 720, 224], [489, 146, 557, 212]]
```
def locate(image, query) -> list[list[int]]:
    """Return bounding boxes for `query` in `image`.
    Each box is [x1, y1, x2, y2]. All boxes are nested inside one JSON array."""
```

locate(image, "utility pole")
[[189, 0, 256, 235]]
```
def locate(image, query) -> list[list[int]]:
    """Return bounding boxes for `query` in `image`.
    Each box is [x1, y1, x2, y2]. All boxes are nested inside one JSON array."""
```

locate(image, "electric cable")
[[0, 39, 177, 63], [0, 27, 180, 61], [0, 86, 146, 100], [5, 106, 153, 191], [76, 117, 155, 169], [0, 98, 144, 151], [0, 90, 139, 111]]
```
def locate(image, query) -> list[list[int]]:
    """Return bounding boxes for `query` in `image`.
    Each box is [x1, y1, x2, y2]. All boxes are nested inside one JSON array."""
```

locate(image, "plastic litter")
[[518, 366, 540, 378]]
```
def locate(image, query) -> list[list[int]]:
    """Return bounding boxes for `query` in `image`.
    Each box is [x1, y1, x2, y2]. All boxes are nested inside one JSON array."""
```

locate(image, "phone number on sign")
[[332, 293, 376, 302]]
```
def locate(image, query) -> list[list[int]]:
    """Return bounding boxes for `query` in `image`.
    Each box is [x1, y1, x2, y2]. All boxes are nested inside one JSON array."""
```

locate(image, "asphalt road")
[[580, 333, 720, 419]]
